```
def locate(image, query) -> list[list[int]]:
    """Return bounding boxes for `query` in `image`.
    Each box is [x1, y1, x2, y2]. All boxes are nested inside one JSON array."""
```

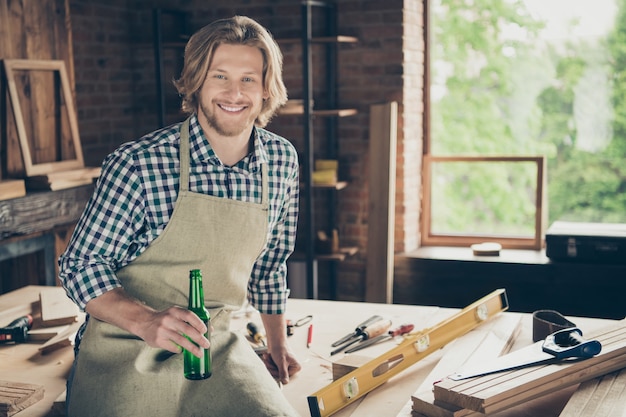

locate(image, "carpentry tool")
[[287, 314, 313, 336], [246, 322, 266, 346], [330, 319, 392, 355], [448, 326, 601, 380], [331, 315, 383, 347], [0, 314, 33, 344], [344, 323, 414, 354], [308, 288, 509, 417]]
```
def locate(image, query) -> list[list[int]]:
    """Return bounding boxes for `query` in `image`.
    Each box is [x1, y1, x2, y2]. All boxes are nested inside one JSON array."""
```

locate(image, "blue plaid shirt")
[[60, 114, 299, 319]]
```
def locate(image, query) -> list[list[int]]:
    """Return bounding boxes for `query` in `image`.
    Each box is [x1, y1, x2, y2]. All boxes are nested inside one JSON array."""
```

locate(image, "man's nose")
[[225, 80, 243, 97]]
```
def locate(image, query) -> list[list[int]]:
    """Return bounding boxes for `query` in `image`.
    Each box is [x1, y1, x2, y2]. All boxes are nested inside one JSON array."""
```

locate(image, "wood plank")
[[410, 313, 523, 417], [0, 381, 44, 417], [0, 286, 41, 327], [433, 319, 626, 414], [559, 368, 626, 417], [28, 324, 71, 342], [38, 320, 82, 354], [365, 101, 398, 303], [38, 286, 78, 326], [332, 354, 373, 380]]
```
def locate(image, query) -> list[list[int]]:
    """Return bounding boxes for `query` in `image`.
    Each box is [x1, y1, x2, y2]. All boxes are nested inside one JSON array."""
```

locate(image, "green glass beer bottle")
[[184, 269, 212, 380]]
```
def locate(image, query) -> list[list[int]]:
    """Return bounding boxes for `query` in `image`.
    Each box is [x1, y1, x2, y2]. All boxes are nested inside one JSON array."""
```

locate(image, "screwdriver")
[[330, 319, 392, 355], [344, 323, 415, 353], [331, 315, 383, 347], [247, 322, 266, 346]]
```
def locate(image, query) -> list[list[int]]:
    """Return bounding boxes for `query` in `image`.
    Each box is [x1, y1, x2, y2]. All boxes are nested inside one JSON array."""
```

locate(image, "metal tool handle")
[[542, 327, 602, 359], [331, 315, 383, 347]]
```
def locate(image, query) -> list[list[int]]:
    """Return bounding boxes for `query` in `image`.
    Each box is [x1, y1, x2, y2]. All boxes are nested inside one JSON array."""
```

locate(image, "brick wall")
[[68, 0, 424, 301]]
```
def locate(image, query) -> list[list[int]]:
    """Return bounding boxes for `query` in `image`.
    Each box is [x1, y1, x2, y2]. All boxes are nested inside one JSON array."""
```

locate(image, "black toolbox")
[[545, 221, 626, 264]]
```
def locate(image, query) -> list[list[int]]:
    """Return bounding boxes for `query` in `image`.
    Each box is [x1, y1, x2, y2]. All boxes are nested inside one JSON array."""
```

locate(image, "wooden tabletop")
[[0, 286, 616, 417]]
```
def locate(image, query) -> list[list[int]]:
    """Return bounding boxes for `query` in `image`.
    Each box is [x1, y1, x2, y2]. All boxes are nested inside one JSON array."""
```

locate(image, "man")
[[60, 15, 301, 416]]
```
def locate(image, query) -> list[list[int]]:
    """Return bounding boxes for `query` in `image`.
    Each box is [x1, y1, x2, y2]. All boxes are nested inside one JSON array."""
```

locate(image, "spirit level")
[[307, 288, 510, 417]]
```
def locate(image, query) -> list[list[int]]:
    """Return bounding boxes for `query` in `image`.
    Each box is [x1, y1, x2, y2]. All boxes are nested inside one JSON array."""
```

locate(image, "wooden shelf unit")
[[290, 1, 358, 299]]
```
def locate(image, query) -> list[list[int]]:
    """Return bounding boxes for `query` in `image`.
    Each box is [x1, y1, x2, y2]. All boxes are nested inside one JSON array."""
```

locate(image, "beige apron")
[[68, 118, 300, 417]]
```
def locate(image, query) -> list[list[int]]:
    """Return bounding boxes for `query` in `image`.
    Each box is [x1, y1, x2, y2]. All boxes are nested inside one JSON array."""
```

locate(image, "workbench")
[[0, 286, 617, 417]]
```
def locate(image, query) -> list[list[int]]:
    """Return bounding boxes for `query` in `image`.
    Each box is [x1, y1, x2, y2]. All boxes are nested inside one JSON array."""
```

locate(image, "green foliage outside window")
[[431, 0, 626, 232]]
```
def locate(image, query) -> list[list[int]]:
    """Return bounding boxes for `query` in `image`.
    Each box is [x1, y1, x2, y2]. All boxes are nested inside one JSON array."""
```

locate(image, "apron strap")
[[179, 118, 191, 193]]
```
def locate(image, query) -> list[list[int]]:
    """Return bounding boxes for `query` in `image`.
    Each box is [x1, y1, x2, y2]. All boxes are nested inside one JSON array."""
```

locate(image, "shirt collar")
[[187, 114, 268, 172]]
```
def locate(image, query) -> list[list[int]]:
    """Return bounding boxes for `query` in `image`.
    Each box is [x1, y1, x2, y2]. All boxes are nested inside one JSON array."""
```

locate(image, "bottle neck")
[[188, 275, 205, 310]]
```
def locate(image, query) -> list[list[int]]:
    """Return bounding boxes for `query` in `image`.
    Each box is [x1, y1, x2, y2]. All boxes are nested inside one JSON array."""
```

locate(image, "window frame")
[[421, 155, 547, 250]]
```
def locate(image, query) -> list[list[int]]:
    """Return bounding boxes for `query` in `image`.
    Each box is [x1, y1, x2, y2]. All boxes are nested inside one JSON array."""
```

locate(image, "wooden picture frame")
[[3, 59, 84, 176], [421, 155, 547, 250]]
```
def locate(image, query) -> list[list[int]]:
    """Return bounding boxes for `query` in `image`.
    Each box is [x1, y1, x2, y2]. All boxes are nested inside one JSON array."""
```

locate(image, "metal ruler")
[[307, 288, 510, 417]]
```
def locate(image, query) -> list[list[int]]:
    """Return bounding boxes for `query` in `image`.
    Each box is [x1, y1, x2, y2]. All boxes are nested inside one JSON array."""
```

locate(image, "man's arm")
[[85, 287, 210, 357], [260, 312, 301, 384]]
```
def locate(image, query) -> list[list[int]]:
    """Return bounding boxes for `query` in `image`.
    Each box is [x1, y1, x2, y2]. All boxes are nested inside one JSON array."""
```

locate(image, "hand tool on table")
[[331, 314, 383, 347], [247, 322, 266, 346], [0, 314, 33, 344], [344, 323, 414, 353], [286, 314, 313, 336], [448, 326, 602, 380], [330, 319, 392, 355]]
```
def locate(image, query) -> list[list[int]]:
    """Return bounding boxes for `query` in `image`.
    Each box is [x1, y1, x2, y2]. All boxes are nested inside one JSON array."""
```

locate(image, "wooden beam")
[[433, 318, 626, 414], [365, 102, 397, 303]]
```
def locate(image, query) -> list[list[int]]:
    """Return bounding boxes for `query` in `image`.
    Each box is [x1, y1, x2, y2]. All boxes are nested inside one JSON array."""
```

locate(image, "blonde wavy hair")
[[173, 15, 287, 128]]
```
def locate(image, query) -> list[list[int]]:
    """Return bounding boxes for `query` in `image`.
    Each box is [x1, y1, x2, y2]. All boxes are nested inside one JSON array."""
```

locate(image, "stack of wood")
[[0, 286, 84, 416], [426, 318, 626, 417]]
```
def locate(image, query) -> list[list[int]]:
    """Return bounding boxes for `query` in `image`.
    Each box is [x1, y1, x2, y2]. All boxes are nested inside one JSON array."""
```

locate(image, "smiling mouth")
[[219, 104, 247, 113]]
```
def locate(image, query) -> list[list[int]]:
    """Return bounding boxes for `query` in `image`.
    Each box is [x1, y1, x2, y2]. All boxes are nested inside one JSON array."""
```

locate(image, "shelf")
[[278, 35, 358, 44], [314, 109, 358, 117], [300, 181, 349, 190], [317, 246, 358, 261], [278, 106, 358, 117], [291, 1, 358, 300]]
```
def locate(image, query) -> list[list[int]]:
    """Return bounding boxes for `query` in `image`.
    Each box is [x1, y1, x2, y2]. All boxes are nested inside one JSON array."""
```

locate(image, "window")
[[425, 0, 626, 248]]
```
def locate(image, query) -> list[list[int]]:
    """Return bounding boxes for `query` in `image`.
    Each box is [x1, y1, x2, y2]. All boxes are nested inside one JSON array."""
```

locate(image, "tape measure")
[[307, 289, 510, 417]]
